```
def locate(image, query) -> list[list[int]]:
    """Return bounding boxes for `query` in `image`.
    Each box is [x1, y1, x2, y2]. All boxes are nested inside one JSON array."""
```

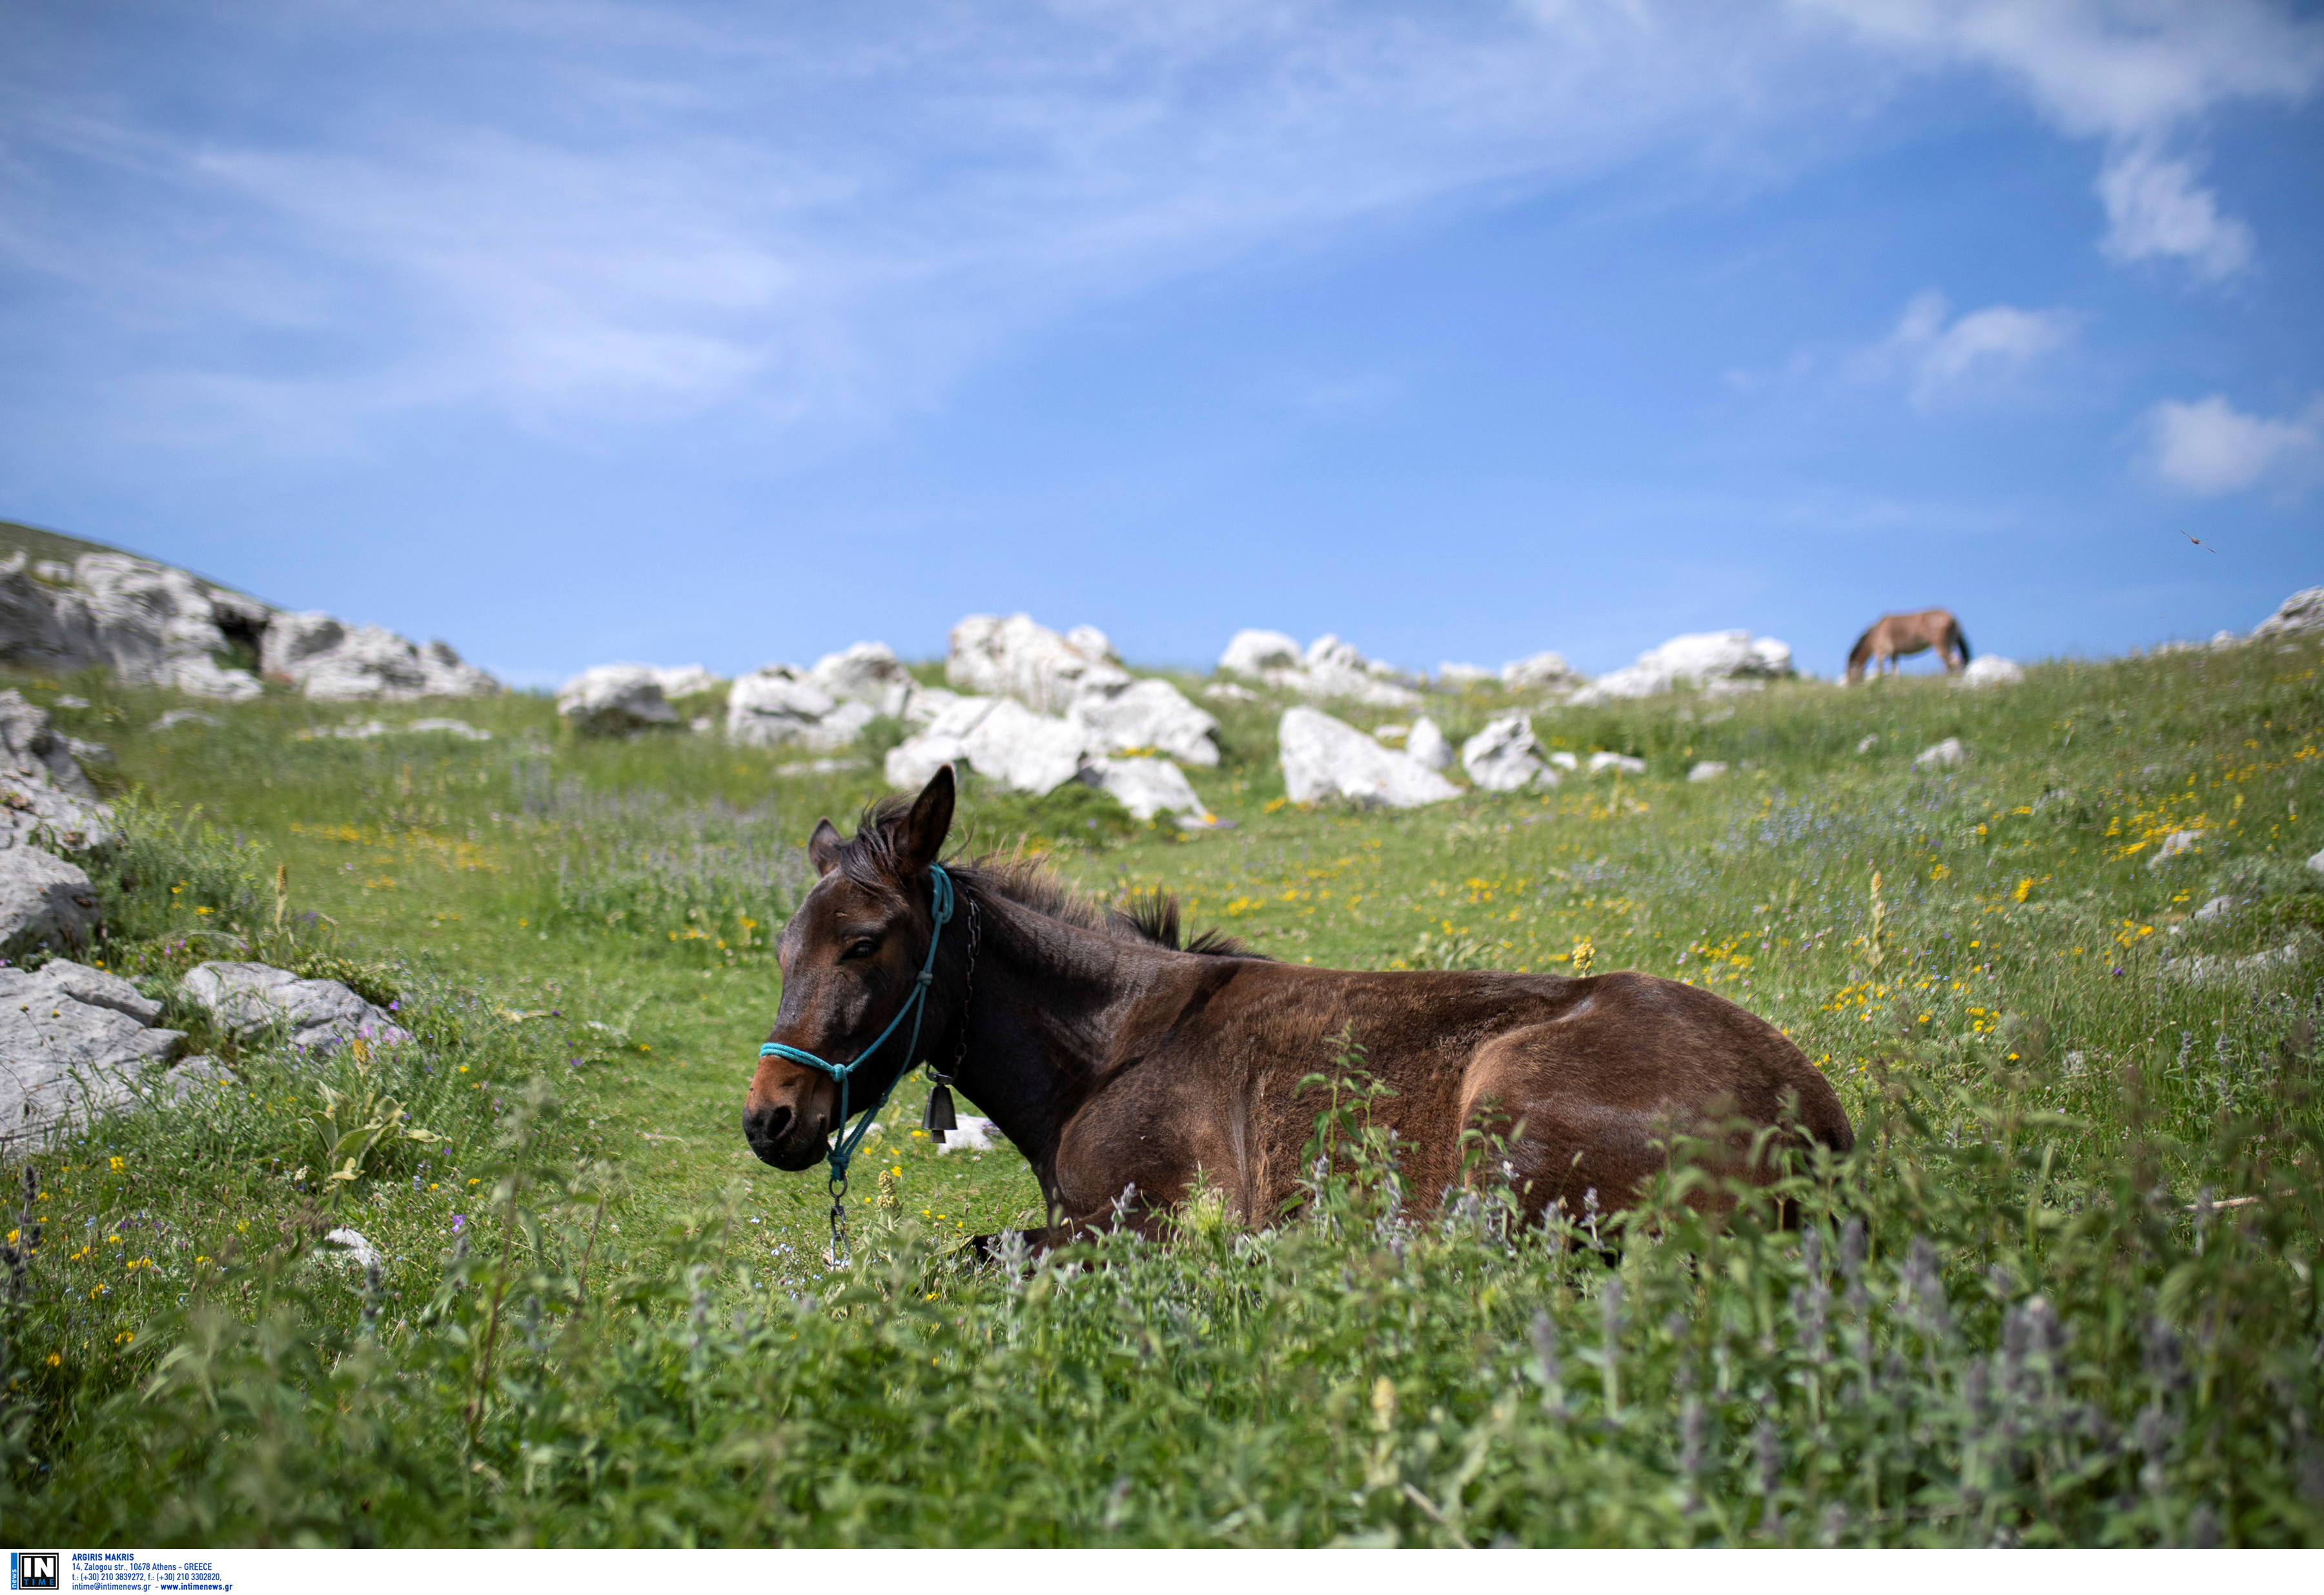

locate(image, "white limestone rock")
[[1203, 681, 1259, 702], [1219, 629, 1305, 678], [1407, 717, 1453, 772], [1079, 757, 1212, 822], [0, 693, 111, 853], [2148, 829, 2206, 868], [1436, 663, 1495, 687], [1587, 752, 1646, 776], [2159, 936, 2315, 988], [2252, 586, 2324, 639], [1960, 656, 2024, 687], [261, 611, 496, 700], [150, 709, 222, 733], [1070, 678, 1219, 766], [808, 642, 914, 706], [0, 849, 101, 953], [0, 960, 185, 1147], [1278, 707, 1459, 809], [1567, 631, 1794, 705], [1915, 738, 1964, 769], [1688, 761, 1729, 782], [1462, 715, 1553, 792], [722, 667, 879, 752], [1219, 631, 1420, 707], [162, 1055, 236, 1102], [647, 665, 724, 699], [1502, 651, 1583, 691], [0, 553, 264, 701], [179, 961, 410, 1055], [948, 614, 1130, 713], [558, 665, 678, 737], [885, 696, 1090, 797], [897, 685, 961, 727]]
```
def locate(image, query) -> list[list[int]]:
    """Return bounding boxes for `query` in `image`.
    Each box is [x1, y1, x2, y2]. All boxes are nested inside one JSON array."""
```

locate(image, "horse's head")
[[742, 766, 957, 1171]]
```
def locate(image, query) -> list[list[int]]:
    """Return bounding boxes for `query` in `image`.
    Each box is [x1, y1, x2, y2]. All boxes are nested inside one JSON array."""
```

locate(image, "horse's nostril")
[[747, 1104, 792, 1145]]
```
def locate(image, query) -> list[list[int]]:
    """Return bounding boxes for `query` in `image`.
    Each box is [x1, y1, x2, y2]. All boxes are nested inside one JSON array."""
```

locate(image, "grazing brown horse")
[[743, 767, 1853, 1246], [1846, 609, 1971, 683]]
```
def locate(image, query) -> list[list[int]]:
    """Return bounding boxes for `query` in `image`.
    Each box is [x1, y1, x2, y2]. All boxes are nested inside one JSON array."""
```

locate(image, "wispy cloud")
[[1795, 0, 2324, 281], [1826, 290, 2078, 407], [2096, 141, 2253, 281], [2145, 393, 2323, 494], [0, 0, 2316, 451]]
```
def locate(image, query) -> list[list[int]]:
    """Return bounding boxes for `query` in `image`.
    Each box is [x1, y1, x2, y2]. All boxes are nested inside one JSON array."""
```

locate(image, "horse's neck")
[[948, 893, 1149, 1186]]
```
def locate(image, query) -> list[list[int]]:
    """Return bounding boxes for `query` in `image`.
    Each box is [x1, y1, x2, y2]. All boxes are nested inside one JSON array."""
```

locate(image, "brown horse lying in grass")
[[743, 766, 1853, 1247], [1847, 608, 1970, 682]]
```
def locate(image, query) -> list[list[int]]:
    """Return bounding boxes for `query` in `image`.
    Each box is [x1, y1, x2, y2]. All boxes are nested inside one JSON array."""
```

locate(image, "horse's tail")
[[1953, 622, 1972, 665], [1845, 627, 1875, 680]]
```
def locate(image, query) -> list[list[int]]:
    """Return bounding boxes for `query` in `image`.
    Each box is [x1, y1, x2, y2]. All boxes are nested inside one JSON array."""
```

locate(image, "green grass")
[[1, 636, 2321, 1545]]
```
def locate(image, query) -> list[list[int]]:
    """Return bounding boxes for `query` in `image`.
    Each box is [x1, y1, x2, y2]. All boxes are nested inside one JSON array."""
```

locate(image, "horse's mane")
[[832, 795, 1268, 959], [1845, 626, 1876, 669]]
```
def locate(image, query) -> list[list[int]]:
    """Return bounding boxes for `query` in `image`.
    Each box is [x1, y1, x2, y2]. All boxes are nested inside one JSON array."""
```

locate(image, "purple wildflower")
[[451, 1214, 465, 1234]]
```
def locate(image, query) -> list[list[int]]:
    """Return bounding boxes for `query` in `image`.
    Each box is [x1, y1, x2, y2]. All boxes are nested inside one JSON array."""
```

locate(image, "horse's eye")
[[844, 937, 877, 960]]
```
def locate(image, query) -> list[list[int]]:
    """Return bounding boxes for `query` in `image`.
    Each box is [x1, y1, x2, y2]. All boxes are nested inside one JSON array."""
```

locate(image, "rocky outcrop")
[[2252, 586, 2324, 639], [0, 536, 498, 704], [885, 697, 1089, 795], [1279, 707, 1458, 808], [1462, 715, 1556, 792], [1218, 631, 1420, 708], [1407, 716, 1453, 773], [0, 848, 101, 953], [558, 665, 679, 736], [1915, 738, 1964, 770], [1070, 678, 1219, 766], [1567, 631, 1794, 705], [808, 642, 914, 707], [1079, 757, 1216, 824], [949, 615, 1129, 713], [179, 962, 409, 1055], [724, 665, 877, 751], [260, 613, 497, 701], [1960, 656, 2024, 687], [0, 551, 263, 700], [0, 693, 111, 862], [0, 959, 185, 1147], [1502, 651, 1584, 691], [1219, 630, 1304, 679]]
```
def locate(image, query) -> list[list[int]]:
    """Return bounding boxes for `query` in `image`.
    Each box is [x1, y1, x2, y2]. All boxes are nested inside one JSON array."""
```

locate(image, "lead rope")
[[921, 897, 980, 1139], [759, 863, 956, 1267]]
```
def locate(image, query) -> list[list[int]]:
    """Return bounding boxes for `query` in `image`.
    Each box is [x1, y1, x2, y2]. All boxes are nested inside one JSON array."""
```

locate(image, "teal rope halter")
[[759, 862, 955, 1259]]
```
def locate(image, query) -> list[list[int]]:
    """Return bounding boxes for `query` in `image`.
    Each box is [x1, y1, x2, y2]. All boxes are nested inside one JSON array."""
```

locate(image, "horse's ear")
[[901, 765, 956, 871], [808, 818, 844, 877]]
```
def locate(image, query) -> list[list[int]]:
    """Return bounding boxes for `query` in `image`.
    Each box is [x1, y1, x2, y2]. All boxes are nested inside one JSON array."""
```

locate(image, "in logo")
[[10, 1553, 59, 1592]]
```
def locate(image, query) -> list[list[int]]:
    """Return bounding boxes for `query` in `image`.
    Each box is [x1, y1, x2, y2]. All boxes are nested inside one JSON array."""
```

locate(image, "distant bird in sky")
[[2185, 532, 2219, 554]]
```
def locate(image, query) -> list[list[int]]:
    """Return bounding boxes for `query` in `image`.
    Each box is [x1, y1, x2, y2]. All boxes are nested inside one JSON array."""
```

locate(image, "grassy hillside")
[[0, 518, 269, 602], [1, 636, 2320, 1545]]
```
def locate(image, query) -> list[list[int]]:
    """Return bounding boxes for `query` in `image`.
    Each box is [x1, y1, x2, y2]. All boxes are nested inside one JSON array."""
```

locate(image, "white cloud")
[[1795, 1, 2323, 279], [2095, 141, 2253, 279], [1860, 290, 2078, 406], [0, 1, 2314, 444], [2145, 394, 2322, 494]]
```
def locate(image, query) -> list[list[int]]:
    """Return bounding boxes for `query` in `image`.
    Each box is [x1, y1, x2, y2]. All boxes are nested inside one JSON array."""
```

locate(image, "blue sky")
[[2, 1, 2319, 686]]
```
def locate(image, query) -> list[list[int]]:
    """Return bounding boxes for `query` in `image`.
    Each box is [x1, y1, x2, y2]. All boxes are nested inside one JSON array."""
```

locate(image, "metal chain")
[[930, 896, 981, 1088], [827, 1171, 850, 1265]]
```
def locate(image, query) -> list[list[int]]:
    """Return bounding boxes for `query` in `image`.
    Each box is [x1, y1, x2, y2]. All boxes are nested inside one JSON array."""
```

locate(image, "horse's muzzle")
[[742, 1101, 832, 1171]]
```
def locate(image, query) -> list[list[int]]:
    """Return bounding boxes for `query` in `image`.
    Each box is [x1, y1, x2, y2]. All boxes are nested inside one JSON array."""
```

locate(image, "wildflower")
[[108, 1156, 123, 1172], [451, 1214, 465, 1234]]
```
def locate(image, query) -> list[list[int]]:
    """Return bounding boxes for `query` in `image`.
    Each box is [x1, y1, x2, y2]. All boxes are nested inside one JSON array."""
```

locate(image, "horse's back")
[[1125, 957, 1848, 1215]]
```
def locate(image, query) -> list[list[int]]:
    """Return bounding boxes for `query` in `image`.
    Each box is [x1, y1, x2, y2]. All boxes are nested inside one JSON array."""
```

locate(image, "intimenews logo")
[[10, 1553, 59, 1591]]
